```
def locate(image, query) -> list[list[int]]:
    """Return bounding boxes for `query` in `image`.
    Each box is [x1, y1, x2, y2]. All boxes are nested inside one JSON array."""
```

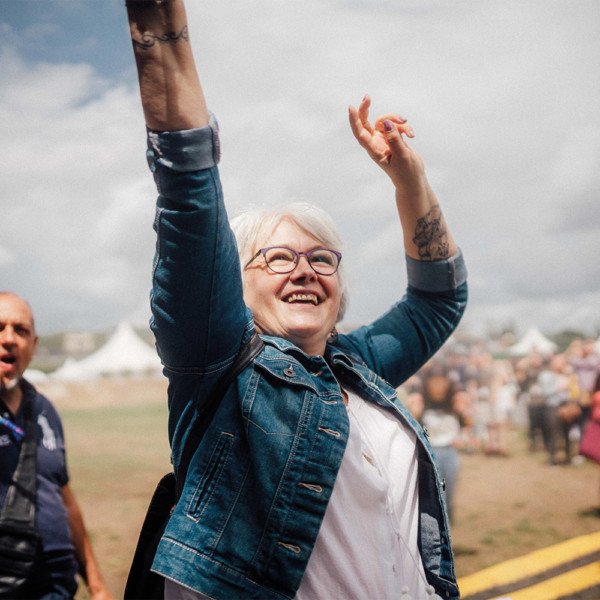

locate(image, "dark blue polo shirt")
[[0, 379, 78, 596]]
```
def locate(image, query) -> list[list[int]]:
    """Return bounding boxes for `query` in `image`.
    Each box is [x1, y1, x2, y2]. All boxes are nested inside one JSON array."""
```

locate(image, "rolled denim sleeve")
[[406, 249, 468, 292], [340, 251, 468, 388], [146, 113, 220, 173]]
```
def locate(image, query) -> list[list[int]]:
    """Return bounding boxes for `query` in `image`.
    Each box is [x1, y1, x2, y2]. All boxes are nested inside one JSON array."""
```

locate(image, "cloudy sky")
[[1, 0, 599, 338]]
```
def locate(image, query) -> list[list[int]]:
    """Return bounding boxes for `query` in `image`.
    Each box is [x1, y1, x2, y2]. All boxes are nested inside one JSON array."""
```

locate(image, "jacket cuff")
[[146, 112, 220, 173], [406, 249, 467, 292]]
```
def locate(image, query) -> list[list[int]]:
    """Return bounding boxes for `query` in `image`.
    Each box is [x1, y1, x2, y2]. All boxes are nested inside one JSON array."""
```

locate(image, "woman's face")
[[243, 219, 341, 356]]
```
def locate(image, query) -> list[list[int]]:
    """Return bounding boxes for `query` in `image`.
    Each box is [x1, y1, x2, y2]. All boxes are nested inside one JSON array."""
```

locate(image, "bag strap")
[[175, 331, 265, 498], [0, 399, 37, 523]]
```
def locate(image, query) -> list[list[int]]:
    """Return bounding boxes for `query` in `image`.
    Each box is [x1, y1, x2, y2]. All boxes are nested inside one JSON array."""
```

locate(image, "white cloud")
[[1, 0, 599, 336]]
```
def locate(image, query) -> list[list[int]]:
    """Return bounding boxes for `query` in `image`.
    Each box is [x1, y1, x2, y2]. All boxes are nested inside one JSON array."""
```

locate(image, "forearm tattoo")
[[412, 205, 450, 260], [132, 25, 189, 50]]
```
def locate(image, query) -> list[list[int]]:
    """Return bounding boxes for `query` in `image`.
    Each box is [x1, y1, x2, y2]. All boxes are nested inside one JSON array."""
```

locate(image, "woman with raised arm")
[[126, 1, 467, 598]]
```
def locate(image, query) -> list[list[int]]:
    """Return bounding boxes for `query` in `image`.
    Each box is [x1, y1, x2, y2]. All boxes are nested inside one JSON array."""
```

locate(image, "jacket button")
[[284, 365, 296, 378]]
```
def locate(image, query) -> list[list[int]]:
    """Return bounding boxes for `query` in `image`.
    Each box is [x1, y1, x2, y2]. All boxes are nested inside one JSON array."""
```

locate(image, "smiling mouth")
[[285, 293, 319, 305]]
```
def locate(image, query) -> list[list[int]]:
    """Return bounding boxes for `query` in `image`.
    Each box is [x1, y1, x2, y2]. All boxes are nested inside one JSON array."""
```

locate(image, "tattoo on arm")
[[132, 25, 189, 50], [412, 205, 450, 260]]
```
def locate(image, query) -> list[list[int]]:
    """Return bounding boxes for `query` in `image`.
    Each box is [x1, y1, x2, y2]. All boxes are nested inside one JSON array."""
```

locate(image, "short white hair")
[[230, 202, 348, 322]]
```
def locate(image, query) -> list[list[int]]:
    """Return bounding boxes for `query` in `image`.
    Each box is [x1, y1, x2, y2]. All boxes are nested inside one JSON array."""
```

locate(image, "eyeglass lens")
[[264, 247, 339, 275]]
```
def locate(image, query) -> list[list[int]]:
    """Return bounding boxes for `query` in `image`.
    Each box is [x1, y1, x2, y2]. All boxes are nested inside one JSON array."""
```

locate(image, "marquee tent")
[[507, 327, 558, 357], [23, 368, 49, 384], [52, 321, 162, 381]]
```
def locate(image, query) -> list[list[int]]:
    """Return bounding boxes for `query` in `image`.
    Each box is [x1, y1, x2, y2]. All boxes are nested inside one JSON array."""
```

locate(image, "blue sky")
[[2, 0, 129, 77], [2, 0, 599, 337]]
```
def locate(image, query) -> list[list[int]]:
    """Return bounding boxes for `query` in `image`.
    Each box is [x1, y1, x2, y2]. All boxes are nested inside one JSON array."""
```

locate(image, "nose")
[[290, 254, 316, 281], [0, 326, 16, 346]]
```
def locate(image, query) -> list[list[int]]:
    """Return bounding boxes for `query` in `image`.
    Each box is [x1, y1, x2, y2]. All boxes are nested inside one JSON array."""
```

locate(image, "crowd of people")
[[398, 337, 600, 518]]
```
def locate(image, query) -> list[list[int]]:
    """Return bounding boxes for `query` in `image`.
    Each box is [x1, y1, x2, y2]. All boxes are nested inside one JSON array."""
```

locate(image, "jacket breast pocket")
[[244, 362, 319, 437], [185, 431, 235, 523]]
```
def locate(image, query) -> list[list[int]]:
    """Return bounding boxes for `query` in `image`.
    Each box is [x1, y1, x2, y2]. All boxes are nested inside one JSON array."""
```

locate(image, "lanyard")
[[0, 415, 25, 441]]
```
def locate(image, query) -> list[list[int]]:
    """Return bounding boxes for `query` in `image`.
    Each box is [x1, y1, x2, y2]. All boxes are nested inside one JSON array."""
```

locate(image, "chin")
[[1, 376, 20, 394]]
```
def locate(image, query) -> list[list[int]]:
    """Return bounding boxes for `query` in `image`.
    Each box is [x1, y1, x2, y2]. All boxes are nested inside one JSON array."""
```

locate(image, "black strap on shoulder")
[[0, 400, 37, 522], [175, 332, 264, 498]]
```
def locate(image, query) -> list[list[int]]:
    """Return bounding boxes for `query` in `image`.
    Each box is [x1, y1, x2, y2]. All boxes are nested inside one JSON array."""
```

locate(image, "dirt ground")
[[451, 427, 600, 577], [39, 378, 600, 598]]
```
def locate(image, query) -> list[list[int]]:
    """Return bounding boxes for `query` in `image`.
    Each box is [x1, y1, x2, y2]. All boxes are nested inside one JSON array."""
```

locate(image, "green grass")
[[59, 397, 172, 598]]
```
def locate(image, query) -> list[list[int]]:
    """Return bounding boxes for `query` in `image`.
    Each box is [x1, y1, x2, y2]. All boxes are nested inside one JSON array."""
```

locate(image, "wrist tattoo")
[[132, 25, 189, 50], [412, 205, 450, 260]]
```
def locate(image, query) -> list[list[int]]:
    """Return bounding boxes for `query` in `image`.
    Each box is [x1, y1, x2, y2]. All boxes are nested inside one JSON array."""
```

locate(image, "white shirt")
[[296, 388, 430, 600]]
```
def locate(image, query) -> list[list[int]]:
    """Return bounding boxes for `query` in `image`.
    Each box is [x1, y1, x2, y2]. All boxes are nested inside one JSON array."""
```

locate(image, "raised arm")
[[126, 0, 208, 131], [126, 0, 247, 374], [349, 95, 458, 261]]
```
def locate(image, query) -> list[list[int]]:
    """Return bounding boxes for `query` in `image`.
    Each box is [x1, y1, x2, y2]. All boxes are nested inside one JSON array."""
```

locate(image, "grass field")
[[42, 378, 171, 598], [40, 378, 600, 599]]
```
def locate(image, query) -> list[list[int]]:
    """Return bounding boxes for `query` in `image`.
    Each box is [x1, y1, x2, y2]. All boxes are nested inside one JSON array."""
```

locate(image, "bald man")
[[0, 292, 113, 599]]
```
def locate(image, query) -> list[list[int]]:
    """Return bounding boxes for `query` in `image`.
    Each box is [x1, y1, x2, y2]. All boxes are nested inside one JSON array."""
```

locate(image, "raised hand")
[[349, 94, 457, 261], [349, 94, 426, 193]]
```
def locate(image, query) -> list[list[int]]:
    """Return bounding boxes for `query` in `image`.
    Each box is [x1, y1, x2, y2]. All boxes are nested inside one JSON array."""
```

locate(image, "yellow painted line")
[[490, 561, 600, 600], [458, 531, 600, 597]]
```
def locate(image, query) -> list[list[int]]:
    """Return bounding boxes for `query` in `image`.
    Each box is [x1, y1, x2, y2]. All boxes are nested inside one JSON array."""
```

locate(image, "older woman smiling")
[[126, 1, 467, 599]]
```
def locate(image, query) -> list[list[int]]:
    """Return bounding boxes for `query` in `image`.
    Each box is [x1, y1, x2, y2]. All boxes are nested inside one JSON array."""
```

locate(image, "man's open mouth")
[[0, 355, 16, 365], [285, 293, 319, 305]]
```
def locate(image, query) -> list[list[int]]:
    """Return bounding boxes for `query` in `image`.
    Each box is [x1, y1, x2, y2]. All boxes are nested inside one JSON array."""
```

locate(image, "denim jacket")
[[146, 116, 467, 599]]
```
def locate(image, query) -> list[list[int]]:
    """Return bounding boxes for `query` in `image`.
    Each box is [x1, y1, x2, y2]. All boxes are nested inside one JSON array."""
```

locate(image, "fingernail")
[[407, 128, 415, 137], [383, 120, 393, 132]]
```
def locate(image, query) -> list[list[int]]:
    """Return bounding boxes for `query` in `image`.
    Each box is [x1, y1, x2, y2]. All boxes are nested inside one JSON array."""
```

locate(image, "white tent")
[[508, 327, 558, 356], [52, 321, 162, 381], [24, 368, 49, 384]]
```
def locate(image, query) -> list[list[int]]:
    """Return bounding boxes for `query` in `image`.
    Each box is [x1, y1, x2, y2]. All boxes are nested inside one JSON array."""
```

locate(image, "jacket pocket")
[[185, 431, 234, 523]]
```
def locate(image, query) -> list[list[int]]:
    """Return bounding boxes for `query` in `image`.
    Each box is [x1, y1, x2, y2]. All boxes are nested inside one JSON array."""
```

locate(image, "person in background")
[[125, 0, 467, 597], [481, 360, 516, 456], [569, 339, 600, 425], [537, 354, 572, 466], [581, 373, 600, 505], [419, 362, 464, 522], [0, 292, 114, 599], [515, 352, 545, 453]]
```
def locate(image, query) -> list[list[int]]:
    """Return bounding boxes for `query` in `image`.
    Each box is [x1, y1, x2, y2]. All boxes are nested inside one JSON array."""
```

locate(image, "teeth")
[[287, 293, 318, 305]]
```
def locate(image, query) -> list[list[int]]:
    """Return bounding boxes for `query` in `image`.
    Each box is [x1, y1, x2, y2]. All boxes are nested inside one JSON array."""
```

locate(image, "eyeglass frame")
[[244, 246, 342, 275]]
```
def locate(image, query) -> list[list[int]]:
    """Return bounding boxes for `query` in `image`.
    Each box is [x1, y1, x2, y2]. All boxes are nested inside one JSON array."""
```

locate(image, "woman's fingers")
[[357, 94, 375, 134], [375, 115, 414, 138]]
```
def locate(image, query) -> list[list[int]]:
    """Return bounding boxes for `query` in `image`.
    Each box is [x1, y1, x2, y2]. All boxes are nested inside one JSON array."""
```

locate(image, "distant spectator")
[[569, 339, 600, 424], [419, 363, 463, 521], [538, 354, 580, 465], [515, 353, 545, 452], [482, 360, 516, 456]]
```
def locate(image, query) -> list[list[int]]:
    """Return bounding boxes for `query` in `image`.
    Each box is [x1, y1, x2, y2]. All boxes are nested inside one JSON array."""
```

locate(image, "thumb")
[[383, 119, 411, 157]]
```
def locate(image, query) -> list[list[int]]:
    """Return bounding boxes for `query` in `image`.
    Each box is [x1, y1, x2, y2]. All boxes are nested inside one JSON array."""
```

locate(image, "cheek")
[[243, 272, 278, 313], [325, 278, 341, 308]]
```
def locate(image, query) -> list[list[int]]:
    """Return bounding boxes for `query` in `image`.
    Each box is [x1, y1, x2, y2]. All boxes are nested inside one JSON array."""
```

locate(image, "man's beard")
[[0, 376, 20, 398]]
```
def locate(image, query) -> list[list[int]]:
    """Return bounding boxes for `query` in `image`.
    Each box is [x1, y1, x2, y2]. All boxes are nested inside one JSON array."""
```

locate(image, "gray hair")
[[230, 202, 348, 322]]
